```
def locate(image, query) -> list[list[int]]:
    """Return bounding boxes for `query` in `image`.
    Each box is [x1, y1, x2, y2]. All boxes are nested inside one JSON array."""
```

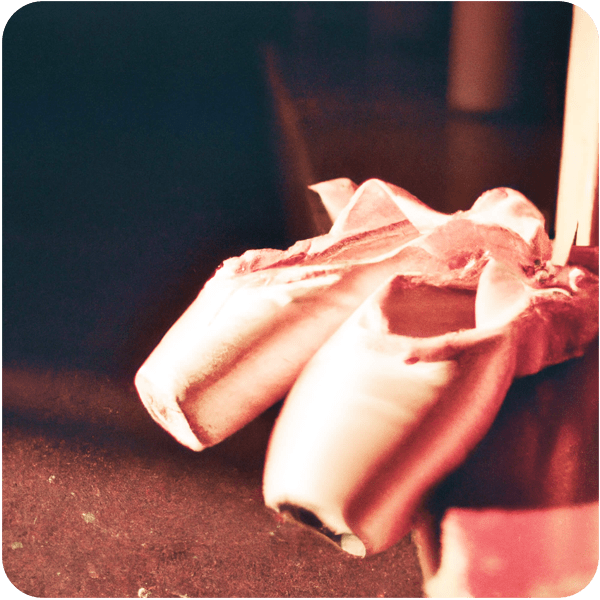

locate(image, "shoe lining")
[[382, 283, 476, 338]]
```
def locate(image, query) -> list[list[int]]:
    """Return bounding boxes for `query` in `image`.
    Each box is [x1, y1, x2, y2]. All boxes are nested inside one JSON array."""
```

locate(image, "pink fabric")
[[425, 503, 599, 598]]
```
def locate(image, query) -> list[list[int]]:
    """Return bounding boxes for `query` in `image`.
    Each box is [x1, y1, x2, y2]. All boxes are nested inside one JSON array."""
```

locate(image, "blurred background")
[[3, 1, 574, 379], [2, 3, 583, 597]]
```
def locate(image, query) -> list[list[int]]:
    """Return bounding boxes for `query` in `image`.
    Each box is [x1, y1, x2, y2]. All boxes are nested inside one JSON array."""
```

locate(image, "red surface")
[[2, 369, 424, 598], [428, 503, 598, 597]]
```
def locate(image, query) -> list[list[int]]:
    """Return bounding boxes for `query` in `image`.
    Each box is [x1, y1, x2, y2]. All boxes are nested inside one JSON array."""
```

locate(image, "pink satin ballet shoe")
[[263, 257, 598, 557], [135, 180, 442, 450]]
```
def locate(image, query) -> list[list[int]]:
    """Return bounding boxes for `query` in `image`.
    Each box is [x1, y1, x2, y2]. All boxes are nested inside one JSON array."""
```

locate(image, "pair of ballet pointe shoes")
[[135, 179, 598, 576]]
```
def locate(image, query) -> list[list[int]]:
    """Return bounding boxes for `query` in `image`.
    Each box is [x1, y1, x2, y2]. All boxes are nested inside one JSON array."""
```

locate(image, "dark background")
[[3, 1, 573, 378], [3, 2, 294, 375]]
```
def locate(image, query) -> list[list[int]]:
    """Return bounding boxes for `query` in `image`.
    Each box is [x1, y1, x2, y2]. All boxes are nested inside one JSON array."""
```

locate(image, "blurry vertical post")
[[446, 1, 522, 113], [553, 4, 599, 265]]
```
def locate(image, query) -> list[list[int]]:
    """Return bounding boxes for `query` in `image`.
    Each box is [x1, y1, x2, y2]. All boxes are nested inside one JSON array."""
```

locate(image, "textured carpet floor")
[[2, 368, 424, 598]]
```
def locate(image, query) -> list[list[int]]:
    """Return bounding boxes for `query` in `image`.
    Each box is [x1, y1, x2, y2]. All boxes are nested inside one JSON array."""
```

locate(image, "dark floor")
[[2, 369, 424, 598], [3, 3, 584, 598]]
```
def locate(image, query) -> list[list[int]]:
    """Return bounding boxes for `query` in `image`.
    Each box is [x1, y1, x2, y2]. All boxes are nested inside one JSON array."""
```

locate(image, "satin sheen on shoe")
[[262, 258, 598, 557], [135, 180, 436, 450]]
